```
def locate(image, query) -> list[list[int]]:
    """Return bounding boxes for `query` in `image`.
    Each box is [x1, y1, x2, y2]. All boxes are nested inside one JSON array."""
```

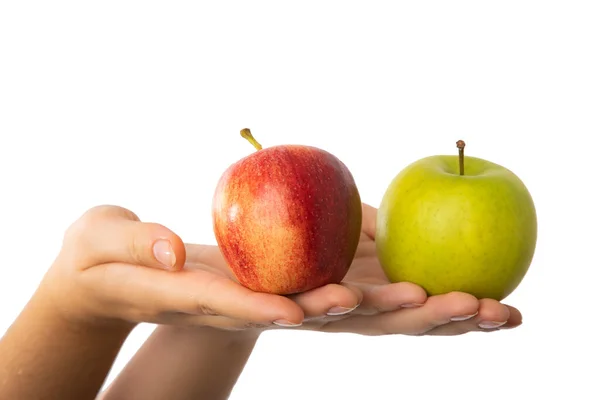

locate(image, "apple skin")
[[212, 144, 362, 295], [375, 154, 537, 301]]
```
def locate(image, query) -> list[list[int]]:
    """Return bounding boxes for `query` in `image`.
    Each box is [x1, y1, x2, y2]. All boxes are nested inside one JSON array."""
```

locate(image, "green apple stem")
[[240, 128, 263, 151], [456, 140, 465, 175]]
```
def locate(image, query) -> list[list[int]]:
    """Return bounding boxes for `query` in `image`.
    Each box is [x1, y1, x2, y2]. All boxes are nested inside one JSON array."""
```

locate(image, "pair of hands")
[[43, 203, 521, 337]]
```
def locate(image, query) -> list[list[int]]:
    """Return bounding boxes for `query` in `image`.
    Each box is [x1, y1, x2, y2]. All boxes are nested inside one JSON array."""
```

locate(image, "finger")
[[425, 301, 519, 336], [352, 282, 428, 315], [184, 243, 220, 265], [156, 314, 272, 331], [473, 298, 512, 329], [183, 243, 231, 273], [354, 240, 376, 259], [323, 291, 480, 335], [392, 292, 481, 335], [85, 262, 305, 326], [288, 283, 362, 319], [361, 203, 377, 239], [64, 205, 186, 271], [503, 305, 523, 327]]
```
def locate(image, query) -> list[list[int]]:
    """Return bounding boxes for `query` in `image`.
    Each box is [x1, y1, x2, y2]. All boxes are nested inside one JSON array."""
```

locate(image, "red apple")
[[212, 129, 362, 295]]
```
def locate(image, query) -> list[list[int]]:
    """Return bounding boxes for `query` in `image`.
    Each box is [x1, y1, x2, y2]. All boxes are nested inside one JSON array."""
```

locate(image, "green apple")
[[375, 141, 537, 301]]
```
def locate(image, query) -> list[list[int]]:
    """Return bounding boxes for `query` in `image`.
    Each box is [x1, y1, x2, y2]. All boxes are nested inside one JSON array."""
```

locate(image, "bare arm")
[[0, 287, 133, 400], [0, 206, 305, 400], [100, 326, 260, 400]]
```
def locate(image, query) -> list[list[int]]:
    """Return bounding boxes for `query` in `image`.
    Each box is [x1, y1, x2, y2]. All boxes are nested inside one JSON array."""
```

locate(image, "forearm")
[[0, 288, 132, 400], [100, 325, 260, 400]]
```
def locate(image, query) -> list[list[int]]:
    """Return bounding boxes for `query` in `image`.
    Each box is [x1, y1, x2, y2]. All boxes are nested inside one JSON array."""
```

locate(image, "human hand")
[[39, 205, 306, 331], [184, 203, 522, 336], [298, 203, 523, 335]]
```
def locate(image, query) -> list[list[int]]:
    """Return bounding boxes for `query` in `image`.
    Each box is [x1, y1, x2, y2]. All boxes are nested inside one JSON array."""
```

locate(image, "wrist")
[[0, 281, 133, 400]]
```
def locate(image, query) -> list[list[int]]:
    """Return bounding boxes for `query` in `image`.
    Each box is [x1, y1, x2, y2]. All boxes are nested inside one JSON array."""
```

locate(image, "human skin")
[[0, 204, 521, 400], [101, 204, 522, 400]]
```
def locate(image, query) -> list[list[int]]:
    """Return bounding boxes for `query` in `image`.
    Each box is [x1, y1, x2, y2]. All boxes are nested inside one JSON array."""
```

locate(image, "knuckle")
[[83, 205, 139, 222], [193, 276, 221, 316], [243, 322, 268, 329], [144, 222, 168, 231], [62, 215, 94, 249], [196, 303, 219, 316], [62, 205, 140, 248], [84, 205, 120, 218], [127, 234, 146, 266], [374, 305, 386, 314], [62, 207, 108, 248]]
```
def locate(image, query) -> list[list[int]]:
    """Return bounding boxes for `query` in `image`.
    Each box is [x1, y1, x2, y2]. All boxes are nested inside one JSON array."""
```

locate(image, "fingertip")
[[478, 298, 511, 322], [169, 233, 187, 271], [373, 281, 428, 308], [144, 222, 187, 271], [276, 297, 306, 325], [500, 304, 511, 321], [433, 291, 480, 316], [504, 305, 523, 328], [341, 283, 364, 307], [394, 282, 428, 306], [290, 283, 361, 318], [253, 292, 305, 325], [506, 305, 522, 324]]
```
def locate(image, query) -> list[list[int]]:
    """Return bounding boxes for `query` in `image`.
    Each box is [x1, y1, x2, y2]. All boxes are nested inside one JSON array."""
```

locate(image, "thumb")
[[63, 205, 186, 271]]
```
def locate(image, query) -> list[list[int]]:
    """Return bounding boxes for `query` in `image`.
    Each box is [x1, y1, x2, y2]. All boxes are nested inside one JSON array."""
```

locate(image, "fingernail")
[[400, 303, 424, 308], [153, 239, 176, 269], [450, 312, 479, 321], [326, 304, 359, 316], [479, 321, 507, 329], [273, 319, 302, 327]]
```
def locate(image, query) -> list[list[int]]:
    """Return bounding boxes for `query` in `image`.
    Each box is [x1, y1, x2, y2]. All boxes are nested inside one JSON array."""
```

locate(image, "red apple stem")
[[240, 128, 263, 151], [456, 140, 465, 175]]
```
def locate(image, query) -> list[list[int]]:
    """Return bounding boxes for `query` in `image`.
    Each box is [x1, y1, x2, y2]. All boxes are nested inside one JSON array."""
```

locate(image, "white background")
[[1, 1, 599, 399]]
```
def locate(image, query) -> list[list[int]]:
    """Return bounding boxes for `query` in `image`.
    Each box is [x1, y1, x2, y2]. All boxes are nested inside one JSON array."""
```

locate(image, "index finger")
[[85, 263, 305, 327], [183, 243, 223, 266], [183, 243, 234, 278]]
